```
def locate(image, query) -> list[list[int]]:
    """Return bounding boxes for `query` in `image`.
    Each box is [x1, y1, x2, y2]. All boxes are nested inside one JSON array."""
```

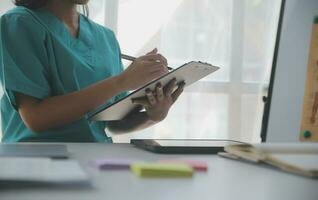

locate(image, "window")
[[0, 0, 282, 143], [108, 0, 282, 143]]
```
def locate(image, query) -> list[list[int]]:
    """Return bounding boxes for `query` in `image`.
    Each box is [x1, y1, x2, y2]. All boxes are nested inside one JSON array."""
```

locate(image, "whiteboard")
[[266, 0, 318, 142]]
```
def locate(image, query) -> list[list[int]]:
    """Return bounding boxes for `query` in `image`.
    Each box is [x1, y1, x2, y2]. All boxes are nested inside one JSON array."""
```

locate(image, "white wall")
[[267, 0, 318, 142]]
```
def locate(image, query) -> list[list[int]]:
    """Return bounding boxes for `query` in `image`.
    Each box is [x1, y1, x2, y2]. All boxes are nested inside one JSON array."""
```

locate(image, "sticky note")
[[159, 160, 208, 171], [89, 159, 133, 170], [131, 163, 193, 177]]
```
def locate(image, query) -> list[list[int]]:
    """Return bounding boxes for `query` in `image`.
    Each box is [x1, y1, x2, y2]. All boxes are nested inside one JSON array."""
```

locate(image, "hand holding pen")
[[121, 49, 173, 71], [118, 48, 171, 91]]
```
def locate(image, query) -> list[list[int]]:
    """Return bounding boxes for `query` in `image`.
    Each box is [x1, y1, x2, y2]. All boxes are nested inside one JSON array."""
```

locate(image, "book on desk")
[[219, 143, 318, 178]]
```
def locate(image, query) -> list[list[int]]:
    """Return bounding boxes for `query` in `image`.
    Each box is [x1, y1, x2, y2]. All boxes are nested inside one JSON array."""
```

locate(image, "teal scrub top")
[[0, 7, 127, 143]]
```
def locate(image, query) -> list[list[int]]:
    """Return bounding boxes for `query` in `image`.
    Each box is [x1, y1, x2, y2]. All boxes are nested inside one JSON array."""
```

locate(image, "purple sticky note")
[[89, 159, 134, 170]]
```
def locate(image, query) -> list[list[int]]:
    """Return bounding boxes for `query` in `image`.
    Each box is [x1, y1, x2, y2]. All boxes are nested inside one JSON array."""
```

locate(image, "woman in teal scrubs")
[[0, 0, 184, 142]]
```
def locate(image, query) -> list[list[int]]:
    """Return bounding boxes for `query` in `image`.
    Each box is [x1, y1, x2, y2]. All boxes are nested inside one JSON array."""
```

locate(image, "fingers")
[[125, 105, 144, 117], [149, 63, 167, 72], [132, 97, 150, 108], [164, 78, 177, 96], [131, 88, 160, 108], [171, 82, 185, 102], [147, 64, 169, 81], [156, 83, 164, 102], [137, 49, 169, 72], [161, 56, 168, 66], [135, 61, 168, 76], [150, 66, 169, 78], [138, 53, 168, 67], [132, 105, 144, 112], [146, 89, 157, 106], [131, 83, 164, 108], [138, 54, 158, 61], [152, 54, 167, 66], [146, 48, 157, 55], [131, 80, 184, 109]]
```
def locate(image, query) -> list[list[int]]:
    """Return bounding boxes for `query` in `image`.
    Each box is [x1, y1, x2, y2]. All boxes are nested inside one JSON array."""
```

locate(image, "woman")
[[0, 0, 184, 142]]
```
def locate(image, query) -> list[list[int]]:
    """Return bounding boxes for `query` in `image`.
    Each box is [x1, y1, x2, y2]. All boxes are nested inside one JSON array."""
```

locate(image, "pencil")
[[121, 54, 173, 71]]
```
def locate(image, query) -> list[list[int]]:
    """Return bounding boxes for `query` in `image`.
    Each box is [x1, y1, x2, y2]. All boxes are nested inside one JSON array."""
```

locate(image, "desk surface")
[[1, 143, 318, 200]]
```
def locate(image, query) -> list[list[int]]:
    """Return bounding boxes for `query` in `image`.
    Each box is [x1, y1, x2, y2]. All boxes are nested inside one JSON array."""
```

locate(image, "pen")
[[121, 53, 173, 71]]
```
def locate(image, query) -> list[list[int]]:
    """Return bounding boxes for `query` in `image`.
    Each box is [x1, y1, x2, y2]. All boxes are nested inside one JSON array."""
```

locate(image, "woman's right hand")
[[118, 48, 169, 91]]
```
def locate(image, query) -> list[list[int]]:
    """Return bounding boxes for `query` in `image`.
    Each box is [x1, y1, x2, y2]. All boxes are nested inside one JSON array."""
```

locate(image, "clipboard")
[[91, 61, 219, 121]]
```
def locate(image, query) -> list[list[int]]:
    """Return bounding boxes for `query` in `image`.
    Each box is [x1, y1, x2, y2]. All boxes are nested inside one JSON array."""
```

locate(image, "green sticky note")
[[131, 163, 193, 177]]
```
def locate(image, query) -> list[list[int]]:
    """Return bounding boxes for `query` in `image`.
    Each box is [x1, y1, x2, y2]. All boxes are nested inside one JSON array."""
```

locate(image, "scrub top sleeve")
[[110, 31, 129, 101], [114, 58, 129, 101], [0, 14, 51, 109]]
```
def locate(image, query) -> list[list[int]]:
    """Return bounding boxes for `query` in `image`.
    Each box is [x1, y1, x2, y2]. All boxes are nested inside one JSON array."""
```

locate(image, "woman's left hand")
[[132, 78, 185, 122]]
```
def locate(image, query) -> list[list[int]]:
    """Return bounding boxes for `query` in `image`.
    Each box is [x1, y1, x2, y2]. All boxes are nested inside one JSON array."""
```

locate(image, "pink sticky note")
[[89, 159, 134, 170], [159, 160, 208, 171]]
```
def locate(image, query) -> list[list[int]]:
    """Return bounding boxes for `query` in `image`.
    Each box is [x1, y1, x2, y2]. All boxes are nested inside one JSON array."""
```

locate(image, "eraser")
[[159, 160, 208, 171], [89, 158, 134, 170]]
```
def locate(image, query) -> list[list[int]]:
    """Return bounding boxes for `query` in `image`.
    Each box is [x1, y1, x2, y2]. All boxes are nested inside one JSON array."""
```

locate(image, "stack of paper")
[[0, 144, 69, 158], [0, 157, 88, 183]]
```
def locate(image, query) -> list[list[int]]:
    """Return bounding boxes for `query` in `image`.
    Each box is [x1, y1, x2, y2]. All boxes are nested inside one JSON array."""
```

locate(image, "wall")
[[267, 0, 318, 142]]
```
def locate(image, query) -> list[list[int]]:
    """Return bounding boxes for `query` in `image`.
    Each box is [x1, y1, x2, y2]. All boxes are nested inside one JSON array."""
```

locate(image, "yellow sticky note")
[[131, 163, 193, 177]]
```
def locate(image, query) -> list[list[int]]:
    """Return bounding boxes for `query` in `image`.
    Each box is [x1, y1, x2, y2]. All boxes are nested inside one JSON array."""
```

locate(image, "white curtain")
[[0, 0, 282, 143]]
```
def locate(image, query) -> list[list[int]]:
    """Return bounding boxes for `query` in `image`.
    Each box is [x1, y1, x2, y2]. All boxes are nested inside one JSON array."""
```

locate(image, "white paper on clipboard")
[[91, 61, 219, 121]]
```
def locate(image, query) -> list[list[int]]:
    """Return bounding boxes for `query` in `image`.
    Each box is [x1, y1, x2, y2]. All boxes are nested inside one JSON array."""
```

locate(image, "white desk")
[[1, 143, 318, 200]]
